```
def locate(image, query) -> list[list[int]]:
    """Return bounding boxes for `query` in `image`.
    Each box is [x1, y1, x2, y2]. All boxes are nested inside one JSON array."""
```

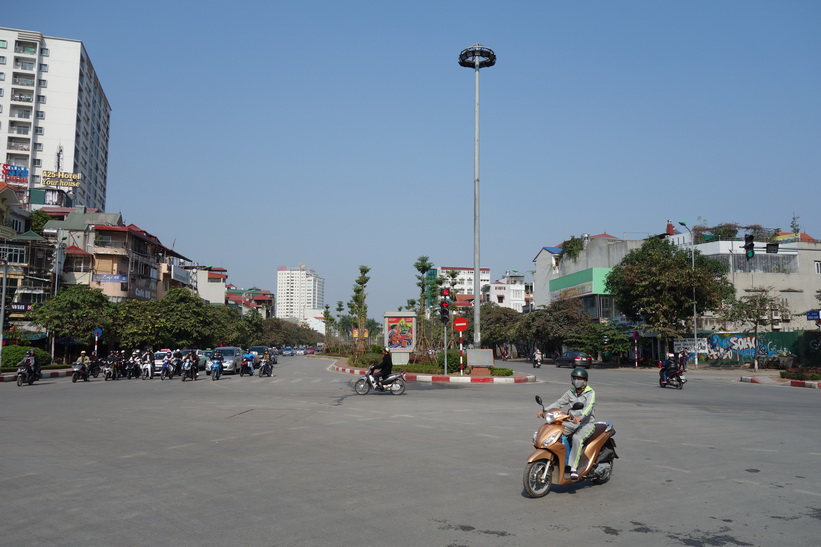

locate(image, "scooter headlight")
[[541, 431, 560, 448]]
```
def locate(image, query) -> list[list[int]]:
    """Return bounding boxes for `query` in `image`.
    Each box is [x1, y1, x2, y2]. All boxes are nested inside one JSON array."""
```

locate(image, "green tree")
[[348, 265, 370, 356], [605, 237, 733, 348], [462, 303, 519, 350], [566, 321, 632, 362], [413, 256, 433, 348], [110, 299, 162, 351], [156, 288, 213, 347], [28, 285, 114, 358], [29, 209, 52, 236]]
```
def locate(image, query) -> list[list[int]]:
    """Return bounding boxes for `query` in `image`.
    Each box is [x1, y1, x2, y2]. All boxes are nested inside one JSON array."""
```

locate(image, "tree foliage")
[[28, 285, 114, 346], [605, 238, 733, 343]]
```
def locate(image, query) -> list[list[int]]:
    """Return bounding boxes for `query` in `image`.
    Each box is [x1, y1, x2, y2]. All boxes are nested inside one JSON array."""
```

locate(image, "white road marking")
[[681, 443, 716, 449], [741, 448, 778, 453], [794, 489, 821, 497], [167, 444, 195, 450]]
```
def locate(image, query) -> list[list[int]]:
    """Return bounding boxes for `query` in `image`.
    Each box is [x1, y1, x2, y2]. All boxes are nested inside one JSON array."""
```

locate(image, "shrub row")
[[780, 368, 821, 381]]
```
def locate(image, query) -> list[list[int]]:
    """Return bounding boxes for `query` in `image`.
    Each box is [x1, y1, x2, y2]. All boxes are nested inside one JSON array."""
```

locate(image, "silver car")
[[209, 347, 243, 374]]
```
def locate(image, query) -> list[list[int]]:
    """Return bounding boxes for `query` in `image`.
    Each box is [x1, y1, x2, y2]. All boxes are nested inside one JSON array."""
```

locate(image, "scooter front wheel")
[[354, 378, 370, 395], [72, 372, 79, 383], [523, 460, 553, 498], [659, 377, 666, 388], [390, 378, 406, 396], [17, 374, 24, 387]]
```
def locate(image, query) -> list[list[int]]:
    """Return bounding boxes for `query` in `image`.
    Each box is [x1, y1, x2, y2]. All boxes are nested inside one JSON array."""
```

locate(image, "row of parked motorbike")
[[15, 357, 273, 386]]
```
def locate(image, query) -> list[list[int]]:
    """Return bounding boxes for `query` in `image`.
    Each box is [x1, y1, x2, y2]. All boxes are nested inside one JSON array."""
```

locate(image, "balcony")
[[14, 61, 36, 71], [11, 94, 33, 103], [8, 126, 30, 136], [15, 46, 37, 55], [7, 142, 31, 152], [12, 77, 35, 87], [11, 110, 31, 119]]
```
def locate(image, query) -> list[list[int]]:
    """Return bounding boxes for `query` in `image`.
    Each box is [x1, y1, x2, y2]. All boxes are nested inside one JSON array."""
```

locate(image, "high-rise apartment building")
[[276, 265, 325, 320], [0, 27, 111, 211]]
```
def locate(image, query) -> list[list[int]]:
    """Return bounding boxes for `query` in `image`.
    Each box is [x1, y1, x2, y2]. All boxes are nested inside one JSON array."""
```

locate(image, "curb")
[[740, 376, 819, 389], [331, 364, 536, 384], [788, 380, 820, 389]]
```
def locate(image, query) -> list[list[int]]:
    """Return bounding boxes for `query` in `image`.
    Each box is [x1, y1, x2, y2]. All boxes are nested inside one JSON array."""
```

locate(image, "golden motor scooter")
[[523, 396, 617, 498]]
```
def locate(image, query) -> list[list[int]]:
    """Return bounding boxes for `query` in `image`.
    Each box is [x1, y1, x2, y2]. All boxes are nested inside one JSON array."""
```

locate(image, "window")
[[0, 72, 5, 81], [0, 56, 5, 64], [36, 110, 44, 119], [33, 159, 41, 167], [36, 95, 45, 103], [39, 64, 48, 72], [34, 143, 42, 151], [37, 79, 46, 88], [0, 40, 6, 48], [40, 48, 49, 57], [816, 262, 821, 274], [35, 126, 43, 135]]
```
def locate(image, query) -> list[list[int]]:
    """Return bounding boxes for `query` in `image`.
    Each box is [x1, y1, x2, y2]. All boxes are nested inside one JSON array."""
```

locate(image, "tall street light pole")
[[679, 221, 698, 369], [458, 43, 495, 348]]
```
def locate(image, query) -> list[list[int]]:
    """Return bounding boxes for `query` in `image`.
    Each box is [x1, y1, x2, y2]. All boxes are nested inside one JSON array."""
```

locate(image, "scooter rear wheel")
[[354, 378, 370, 395], [591, 459, 614, 485], [523, 460, 553, 498], [675, 377, 683, 390], [390, 378, 406, 396]]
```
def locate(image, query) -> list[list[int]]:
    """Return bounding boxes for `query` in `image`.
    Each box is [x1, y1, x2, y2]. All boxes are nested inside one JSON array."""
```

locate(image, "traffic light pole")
[[443, 322, 448, 375]]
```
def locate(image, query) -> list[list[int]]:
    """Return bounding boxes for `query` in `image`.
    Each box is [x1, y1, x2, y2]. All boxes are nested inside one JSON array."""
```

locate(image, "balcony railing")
[[11, 94, 33, 102], [15, 47, 37, 55], [8, 127, 30, 135], [7, 143, 30, 151], [14, 62, 35, 71], [12, 111, 31, 119], [12, 77, 34, 87]]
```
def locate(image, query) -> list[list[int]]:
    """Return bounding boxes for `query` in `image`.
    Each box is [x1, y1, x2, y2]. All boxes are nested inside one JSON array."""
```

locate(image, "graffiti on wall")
[[705, 333, 792, 362]]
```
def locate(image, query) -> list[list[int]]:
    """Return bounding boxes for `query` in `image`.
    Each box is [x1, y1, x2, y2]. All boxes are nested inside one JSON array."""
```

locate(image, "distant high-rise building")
[[276, 266, 325, 320], [0, 27, 111, 211]]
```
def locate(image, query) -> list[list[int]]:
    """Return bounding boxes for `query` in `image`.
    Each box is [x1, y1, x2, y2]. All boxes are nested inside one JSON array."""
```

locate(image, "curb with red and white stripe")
[[740, 376, 819, 389], [331, 364, 535, 384]]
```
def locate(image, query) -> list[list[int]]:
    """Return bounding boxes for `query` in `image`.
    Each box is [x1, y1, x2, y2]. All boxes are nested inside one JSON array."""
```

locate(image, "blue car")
[[282, 346, 293, 357]]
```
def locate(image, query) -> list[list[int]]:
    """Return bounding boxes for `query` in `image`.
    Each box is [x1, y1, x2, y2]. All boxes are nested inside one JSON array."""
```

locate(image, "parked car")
[[555, 351, 593, 369], [305, 347, 315, 355], [282, 346, 293, 357], [294, 347, 305, 356], [207, 346, 243, 374]]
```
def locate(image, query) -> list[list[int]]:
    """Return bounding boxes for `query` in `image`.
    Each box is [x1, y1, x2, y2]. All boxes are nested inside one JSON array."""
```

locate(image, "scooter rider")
[[537, 367, 596, 481], [662, 353, 678, 384], [373, 347, 393, 388], [21, 349, 41, 381], [188, 350, 199, 379], [141, 348, 154, 379], [211, 349, 224, 378], [243, 349, 256, 375]]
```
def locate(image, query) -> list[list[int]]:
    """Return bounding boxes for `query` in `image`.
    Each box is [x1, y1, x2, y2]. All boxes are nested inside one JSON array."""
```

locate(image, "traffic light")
[[744, 234, 755, 260], [2, 307, 10, 331], [439, 288, 451, 323]]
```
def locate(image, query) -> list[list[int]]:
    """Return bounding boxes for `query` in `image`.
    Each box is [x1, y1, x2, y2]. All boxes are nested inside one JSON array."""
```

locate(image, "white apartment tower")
[[276, 266, 325, 320], [0, 27, 111, 211]]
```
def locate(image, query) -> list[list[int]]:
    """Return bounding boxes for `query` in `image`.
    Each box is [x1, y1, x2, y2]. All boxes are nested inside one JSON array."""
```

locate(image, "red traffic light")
[[440, 288, 451, 298], [440, 300, 450, 308]]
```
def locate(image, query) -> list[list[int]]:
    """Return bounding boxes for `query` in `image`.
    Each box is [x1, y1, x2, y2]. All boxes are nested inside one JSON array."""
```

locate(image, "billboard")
[[384, 315, 415, 351]]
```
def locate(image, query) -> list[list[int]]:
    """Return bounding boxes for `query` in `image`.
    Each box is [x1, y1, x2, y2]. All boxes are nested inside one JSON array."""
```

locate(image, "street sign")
[[453, 317, 468, 332], [93, 328, 103, 338], [632, 331, 640, 340], [807, 310, 820, 321]]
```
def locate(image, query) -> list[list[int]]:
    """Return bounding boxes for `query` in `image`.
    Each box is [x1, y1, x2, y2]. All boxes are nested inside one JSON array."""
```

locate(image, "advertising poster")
[[385, 316, 415, 351]]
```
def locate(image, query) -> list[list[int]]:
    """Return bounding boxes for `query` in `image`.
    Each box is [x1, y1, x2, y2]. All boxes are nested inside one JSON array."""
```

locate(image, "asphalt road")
[[1, 357, 819, 546]]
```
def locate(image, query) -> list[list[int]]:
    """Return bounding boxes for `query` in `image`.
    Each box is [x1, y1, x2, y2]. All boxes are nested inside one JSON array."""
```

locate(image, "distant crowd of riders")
[[16, 346, 277, 385]]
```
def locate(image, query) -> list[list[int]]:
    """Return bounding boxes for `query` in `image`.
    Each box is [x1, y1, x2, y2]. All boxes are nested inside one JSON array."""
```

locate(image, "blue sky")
[[10, 1, 821, 319]]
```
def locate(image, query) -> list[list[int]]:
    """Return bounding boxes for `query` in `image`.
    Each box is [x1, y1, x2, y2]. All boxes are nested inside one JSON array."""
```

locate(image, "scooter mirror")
[[571, 402, 584, 410], [535, 395, 543, 406]]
